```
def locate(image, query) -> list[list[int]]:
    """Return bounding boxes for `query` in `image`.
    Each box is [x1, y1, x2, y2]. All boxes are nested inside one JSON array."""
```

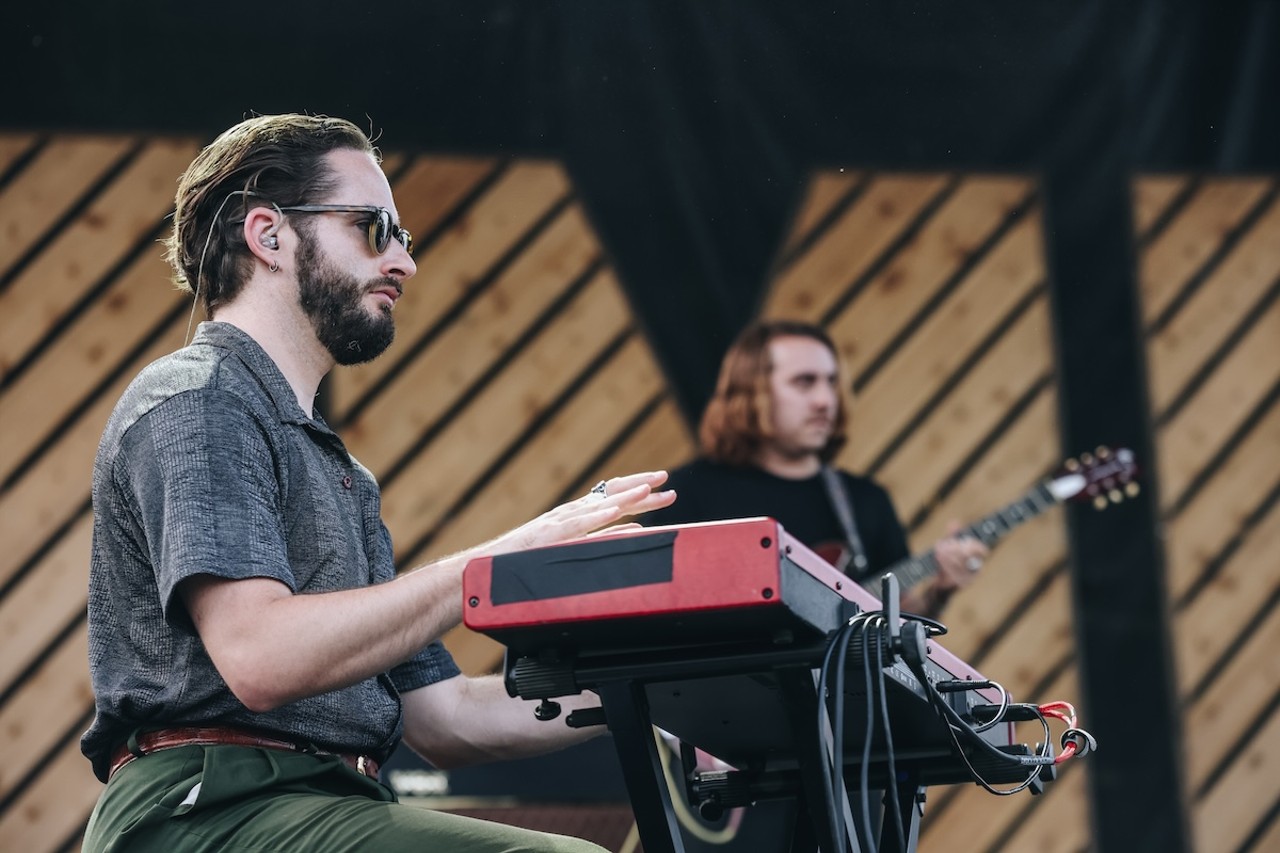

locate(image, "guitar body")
[[812, 542, 852, 574]]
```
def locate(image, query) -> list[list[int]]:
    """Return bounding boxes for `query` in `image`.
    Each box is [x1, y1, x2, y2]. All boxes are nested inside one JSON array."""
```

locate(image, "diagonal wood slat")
[[333, 162, 572, 416], [766, 173, 949, 320], [0, 315, 188, 591], [438, 396, 695, 675], [565, 398, 696, 508], [0, 629, 92, 801], [893, 390, 1065, 662], [775, 170, 864, 258], [969, 570, 1073, 693], [1147, 197, 1280, 413], [1164, 401, 1280, 601], [1139, 179, 1272, 324], [823, 177, 1032, 379], [897, 386, 1061, 551], [1183, 590, 1280, 791], [0, 134, 40, 183], [0, 514, 89, 692], [1192, 706, 1280, 853], [339, 204, 603, 476], [1174, 501, 1280, 701], [875, 295, 1052, 521], [1131, 174, 1190, 235], [378, 269, 632, 552], [0, 140, 196, 380], [989, 768, 1090, 853], [1156, 297, 1280, 505], [418, 335, 668, 563], [842, 209, 1045, 472], [1245, 808, 1280, 853], [0, 251, 183, 484], [390, 155, 499, 248], [0, 731, 100, 853], [0, 136, 136, 278], [428, 336, 676, 674]]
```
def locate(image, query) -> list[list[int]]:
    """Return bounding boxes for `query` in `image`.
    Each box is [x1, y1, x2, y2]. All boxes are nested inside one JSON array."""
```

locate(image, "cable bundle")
[[815, 609, 1098, 853], [816, 611, 906, 853]]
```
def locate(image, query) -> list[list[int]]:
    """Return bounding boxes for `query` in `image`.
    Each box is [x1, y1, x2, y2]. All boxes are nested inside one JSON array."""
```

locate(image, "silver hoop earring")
[[269, 261, 280, 273]]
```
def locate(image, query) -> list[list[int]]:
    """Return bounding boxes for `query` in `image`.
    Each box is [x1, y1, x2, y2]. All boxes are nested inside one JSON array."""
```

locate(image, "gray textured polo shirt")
[[82, 322, 459, 782]]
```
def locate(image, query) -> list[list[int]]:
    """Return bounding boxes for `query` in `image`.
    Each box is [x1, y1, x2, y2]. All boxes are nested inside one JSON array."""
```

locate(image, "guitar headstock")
[[1047, 447, 1140, 509]]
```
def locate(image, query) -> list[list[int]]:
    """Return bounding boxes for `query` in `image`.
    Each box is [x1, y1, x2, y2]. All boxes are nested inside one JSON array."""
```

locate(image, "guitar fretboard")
[[861, 481, 1060, 593]]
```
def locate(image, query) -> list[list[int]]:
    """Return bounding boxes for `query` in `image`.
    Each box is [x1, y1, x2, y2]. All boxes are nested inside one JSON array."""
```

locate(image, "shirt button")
[[341, 475, 353, 490]]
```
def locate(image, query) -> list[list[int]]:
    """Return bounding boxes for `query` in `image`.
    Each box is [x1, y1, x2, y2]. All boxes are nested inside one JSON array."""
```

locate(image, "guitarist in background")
[[646, 319, 988, 618]]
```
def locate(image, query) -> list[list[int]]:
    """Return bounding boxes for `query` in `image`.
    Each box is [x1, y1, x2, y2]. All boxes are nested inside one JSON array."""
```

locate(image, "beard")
[[295, 228, 398, 365]]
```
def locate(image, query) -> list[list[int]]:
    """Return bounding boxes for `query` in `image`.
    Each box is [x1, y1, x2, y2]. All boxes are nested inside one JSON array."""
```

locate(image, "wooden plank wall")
[[0, 131, 1275, 852]]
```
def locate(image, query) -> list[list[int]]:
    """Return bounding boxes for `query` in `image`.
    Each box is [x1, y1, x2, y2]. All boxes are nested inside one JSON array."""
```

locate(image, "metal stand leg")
[[878, 782, 924, 853], [597, 681, 686, 853], [776, 667, 857, 853]]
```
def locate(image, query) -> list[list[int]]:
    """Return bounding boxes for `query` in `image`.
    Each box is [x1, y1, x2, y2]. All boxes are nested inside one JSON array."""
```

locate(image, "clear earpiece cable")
[[183, 190, 253, 346]]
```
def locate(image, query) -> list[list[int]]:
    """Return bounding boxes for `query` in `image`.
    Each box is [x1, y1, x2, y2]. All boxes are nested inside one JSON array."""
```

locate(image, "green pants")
[[83, 745, 609, 852]]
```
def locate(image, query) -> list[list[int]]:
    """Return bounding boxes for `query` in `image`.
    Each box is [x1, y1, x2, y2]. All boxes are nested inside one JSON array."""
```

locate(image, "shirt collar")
[[190, 321, 334, 432]]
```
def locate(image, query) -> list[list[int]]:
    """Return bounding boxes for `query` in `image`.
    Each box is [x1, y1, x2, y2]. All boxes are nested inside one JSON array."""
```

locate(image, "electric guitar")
[[816, 447, 1139, 593]]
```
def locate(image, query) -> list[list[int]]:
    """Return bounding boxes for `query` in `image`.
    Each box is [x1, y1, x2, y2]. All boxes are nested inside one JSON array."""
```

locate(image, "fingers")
[[584, 522, 644, 538], [932, 535, 989, 589], [601, 470, 670, 498], [615, 482, 677, 517], [571, 473, 675, 517], [502, 472, 677, 553], [548, 480, 673, 535]]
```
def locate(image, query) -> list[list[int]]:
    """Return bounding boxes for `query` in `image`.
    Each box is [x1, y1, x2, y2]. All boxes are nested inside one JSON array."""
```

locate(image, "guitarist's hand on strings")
[[905, 522, 989, 618]]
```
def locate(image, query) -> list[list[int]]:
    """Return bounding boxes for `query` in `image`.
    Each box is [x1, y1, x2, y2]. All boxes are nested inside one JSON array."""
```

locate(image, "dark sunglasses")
[[277, 204, 413, 255]]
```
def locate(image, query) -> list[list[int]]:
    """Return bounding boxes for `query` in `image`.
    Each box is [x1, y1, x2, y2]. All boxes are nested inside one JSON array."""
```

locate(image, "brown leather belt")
[[108, 726, 380, 780]]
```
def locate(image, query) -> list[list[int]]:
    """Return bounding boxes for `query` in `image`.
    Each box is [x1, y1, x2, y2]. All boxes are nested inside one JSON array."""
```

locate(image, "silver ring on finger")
[[966, 557, 983, 572], [588, 480, 609, 501]]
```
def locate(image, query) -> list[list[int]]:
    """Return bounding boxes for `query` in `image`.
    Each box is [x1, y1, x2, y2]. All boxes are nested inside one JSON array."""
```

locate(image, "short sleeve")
[[118, 389, 295, 627], [390, 641, 462, 692]]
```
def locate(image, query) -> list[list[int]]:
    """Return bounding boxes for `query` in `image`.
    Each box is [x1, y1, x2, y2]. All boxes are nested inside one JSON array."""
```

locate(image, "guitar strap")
[[820, 466, 869, 577]]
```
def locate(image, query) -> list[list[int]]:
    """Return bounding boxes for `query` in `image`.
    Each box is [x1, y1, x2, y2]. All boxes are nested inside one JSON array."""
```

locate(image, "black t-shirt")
[[645, 458, 910, 581]]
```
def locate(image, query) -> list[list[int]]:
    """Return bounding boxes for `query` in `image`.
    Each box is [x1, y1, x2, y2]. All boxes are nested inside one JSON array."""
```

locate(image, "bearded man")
[[82, 113, 674, 853]]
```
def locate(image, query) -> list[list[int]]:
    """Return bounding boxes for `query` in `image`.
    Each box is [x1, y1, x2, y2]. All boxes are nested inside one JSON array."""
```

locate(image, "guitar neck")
[[863, 481, 1061, 593]]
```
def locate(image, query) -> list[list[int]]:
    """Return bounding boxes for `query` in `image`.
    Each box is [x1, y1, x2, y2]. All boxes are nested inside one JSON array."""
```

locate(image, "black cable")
[[846, 618, 870, 853], [968, 680, 1010, 734], [818, 617, 852, 853], [875, 620, 908, 853], [906, 654, 1053, 768], [833, 616, 855, 853], [943, 703, 1049, 797], [856, 617, 877, 853], [901, 654, 1051, 796]]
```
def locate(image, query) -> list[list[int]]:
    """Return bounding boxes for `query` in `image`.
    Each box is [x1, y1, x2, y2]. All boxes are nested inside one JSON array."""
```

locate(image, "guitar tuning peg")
[[1125, 482, 1140, 498], [1108, 489, 1123, 503], [1080, 452, 1095, 465], [1093, 495, 1108, 511], [1097, 446, 1111, 458], [1065, 458, 1081, 472]]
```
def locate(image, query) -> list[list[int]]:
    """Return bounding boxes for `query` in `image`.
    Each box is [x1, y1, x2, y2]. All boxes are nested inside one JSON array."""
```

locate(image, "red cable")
[[1038, 701, 1083, 765]]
